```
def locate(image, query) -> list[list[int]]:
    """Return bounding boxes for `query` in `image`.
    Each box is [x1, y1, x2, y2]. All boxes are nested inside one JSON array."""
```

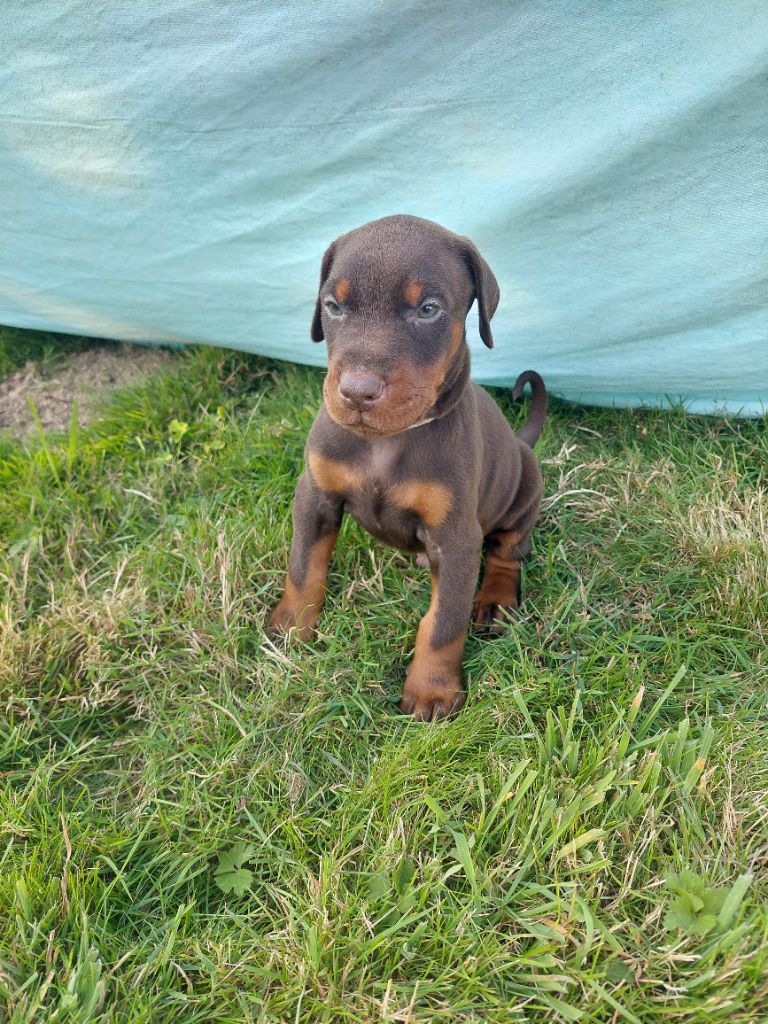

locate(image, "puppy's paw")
[[471, 594, 519, 636], [399, 665, 464, 722], [473, 598, 507, 630], [266, 600, 319, 642]]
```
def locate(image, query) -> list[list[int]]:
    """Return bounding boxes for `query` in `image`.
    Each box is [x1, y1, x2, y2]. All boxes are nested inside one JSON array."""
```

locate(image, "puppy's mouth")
[[325, 403, 401, 438], [323, 373, 436, 438]]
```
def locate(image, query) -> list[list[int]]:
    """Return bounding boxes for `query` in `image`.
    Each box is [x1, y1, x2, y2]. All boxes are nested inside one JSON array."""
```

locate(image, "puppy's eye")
[[416, 301, 441, 320], [324, 298, 344, 317]]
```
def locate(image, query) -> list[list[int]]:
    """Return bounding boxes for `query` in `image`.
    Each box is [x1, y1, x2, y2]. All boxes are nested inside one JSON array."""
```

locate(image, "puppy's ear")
[[460, 238, 500, 349], [310, 242, 336, 342]]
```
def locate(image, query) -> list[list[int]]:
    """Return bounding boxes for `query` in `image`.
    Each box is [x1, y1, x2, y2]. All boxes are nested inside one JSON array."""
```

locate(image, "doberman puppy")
[[268, 215, 546, 721]]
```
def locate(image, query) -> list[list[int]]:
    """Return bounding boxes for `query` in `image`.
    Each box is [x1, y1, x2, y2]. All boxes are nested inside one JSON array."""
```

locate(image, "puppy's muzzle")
[[338, 370, 386, 411]]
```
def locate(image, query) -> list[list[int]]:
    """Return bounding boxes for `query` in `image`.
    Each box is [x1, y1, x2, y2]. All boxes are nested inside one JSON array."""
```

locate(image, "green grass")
[[1, 332, 767, 1022], [0, 325, 96, 378]]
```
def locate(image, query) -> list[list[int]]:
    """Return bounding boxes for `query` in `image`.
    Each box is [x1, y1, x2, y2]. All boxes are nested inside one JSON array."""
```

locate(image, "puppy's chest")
[[350, 448, 431, 548], [365, 441, 401, 492], [309, 444, 452, 548]]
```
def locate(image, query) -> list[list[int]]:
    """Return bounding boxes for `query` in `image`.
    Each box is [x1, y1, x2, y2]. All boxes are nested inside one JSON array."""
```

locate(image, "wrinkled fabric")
[[1, 1, 766, 415]]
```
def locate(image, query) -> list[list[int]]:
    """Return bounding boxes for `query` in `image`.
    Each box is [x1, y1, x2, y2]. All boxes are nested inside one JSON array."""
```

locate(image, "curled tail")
[[512, 370, 547, 448]]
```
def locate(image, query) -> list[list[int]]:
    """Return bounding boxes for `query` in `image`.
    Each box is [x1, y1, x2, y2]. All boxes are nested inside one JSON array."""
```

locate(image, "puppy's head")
[[310, 215, 499, 438]]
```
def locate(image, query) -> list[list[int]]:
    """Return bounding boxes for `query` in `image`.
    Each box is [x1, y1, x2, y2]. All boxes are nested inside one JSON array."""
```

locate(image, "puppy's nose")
[[338, 370, 385, 409]]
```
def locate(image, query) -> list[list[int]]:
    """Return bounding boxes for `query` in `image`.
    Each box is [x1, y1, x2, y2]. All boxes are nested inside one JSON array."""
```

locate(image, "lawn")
[[1, 330, 767, 1022], [0, 325, 98, 380]]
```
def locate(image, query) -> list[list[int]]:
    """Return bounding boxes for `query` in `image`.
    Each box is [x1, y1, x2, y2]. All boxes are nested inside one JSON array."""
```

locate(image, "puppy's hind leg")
[[472, 451, 542, 634], [471, 527, 530, 635]]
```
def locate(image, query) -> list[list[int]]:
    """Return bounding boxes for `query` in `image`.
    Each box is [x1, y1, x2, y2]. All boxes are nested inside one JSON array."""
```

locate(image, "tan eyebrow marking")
[[334, 278, 350, 302], [404, 280, 425, 306]]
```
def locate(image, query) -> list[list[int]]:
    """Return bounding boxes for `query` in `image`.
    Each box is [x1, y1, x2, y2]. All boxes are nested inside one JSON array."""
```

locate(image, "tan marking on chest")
[[308, 450, 361, 493], [389, 480, 452, 527], [309, 451, 451, 527]]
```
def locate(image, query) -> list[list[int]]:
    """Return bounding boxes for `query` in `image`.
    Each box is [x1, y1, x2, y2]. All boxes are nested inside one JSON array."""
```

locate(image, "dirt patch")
[[0, 343, 176, 436]]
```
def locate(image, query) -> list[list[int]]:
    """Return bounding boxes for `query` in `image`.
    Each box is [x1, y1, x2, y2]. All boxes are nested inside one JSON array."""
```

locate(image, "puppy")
[[268, 215, 546, 720]]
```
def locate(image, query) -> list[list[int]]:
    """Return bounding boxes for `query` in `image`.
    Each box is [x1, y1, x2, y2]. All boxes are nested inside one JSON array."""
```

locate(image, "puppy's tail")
[[512, 370, 547, 448]]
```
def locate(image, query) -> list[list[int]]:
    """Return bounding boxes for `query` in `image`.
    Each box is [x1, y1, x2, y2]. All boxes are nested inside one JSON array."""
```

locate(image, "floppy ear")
[[460, 238, 500, 349], [310, 242, 336, 342]]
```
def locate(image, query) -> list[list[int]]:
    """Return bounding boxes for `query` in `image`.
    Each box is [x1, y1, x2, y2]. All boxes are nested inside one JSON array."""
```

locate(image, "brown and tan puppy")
[[268, 215, 546, 720]]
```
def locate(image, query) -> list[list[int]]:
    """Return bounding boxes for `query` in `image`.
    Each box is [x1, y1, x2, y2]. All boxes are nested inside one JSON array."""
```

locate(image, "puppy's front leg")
[[268, 473, 343, 641], [400, 525, 483, 722]]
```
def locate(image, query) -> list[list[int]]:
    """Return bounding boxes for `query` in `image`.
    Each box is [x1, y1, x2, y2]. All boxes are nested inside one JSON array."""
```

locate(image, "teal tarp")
[[1, 2, 767, 416]]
